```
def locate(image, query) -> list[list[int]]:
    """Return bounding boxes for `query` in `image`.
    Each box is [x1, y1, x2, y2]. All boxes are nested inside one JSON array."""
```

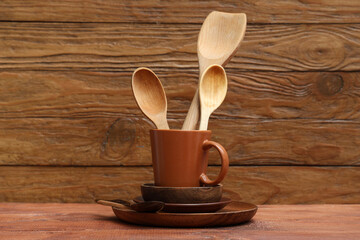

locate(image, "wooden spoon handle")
[[182, 90, 200, 130], [199, 109, 210, 130], [96, 199, 129, 209]]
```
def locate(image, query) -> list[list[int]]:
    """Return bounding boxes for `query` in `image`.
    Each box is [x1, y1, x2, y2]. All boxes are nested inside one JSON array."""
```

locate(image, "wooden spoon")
[[199, 64, 228, 130], [132, 67, 170, 129], [96, 199, 164, 213], [182, 11, 246, 130]]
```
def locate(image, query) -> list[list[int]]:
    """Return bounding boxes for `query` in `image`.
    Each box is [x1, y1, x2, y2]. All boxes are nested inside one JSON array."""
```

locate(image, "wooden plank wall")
[[0, 0, 359, 204]]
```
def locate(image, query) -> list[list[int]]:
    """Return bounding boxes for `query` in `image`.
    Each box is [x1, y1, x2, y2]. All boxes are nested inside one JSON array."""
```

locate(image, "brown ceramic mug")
[[150, 129, 229, 187]]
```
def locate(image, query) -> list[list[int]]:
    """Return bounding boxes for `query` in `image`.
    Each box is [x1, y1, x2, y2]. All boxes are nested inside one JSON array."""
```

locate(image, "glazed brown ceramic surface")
[[141, 183, 222, 203], [150, 129, 229, 187], [112, 201, 257, 227], [133, 196, 231, 213]]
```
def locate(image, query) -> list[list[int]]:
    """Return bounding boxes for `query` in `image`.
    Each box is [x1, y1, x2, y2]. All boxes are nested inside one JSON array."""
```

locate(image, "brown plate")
[[112, 201, 257, 227], [133, 196, 231, 213]]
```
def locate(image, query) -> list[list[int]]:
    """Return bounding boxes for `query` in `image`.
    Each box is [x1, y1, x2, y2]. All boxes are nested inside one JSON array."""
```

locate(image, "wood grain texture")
[[0, 0, 359, 24], [1, 203, 359, 239], [0, 166, 359, 204], [1, 71, 359, 120], [1, 23, 359, 71], [0, 0, 359, 204], [0, 118, 359, 166]]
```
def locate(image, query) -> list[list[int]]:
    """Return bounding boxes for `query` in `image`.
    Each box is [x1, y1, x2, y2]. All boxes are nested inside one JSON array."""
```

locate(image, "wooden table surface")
[[0, 203, 359, 239]]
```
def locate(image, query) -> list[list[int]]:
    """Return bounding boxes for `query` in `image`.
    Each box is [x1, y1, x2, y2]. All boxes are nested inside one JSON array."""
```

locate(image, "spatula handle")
[[181, 89, 200, 130]]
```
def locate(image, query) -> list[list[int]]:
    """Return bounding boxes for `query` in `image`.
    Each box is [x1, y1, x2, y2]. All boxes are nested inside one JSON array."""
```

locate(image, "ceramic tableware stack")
[[97, 11, 258, 228]]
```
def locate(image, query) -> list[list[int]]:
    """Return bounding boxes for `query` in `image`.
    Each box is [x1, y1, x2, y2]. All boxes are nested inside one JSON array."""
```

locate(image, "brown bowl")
[[134, 196, 231, 213], [141, 183, 222, 204]]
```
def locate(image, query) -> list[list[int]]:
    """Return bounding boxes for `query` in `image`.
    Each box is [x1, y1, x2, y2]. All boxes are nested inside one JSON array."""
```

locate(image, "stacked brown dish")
[[97, 183, 257, 227]]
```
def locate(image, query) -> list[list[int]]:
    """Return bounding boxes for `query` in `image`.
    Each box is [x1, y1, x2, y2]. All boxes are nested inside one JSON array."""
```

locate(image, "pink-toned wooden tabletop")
[[0, 203, 359, 239]]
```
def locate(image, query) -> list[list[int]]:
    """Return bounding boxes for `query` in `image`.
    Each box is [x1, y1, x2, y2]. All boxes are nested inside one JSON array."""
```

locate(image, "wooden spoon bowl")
[[199, 64, 228, 130], [132, 67, 169, 129]]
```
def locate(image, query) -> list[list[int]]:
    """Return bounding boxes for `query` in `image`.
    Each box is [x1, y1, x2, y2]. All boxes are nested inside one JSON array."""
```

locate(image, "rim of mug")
[[150, 129, 211, 133]]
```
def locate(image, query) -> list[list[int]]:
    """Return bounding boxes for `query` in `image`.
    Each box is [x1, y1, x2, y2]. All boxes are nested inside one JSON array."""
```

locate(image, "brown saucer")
[[134, 196, 231, 213], [112, 201, 257, 227]]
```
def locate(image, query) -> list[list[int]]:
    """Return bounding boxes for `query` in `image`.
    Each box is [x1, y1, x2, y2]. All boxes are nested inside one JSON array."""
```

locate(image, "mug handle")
[[199, 140, 229, 186]]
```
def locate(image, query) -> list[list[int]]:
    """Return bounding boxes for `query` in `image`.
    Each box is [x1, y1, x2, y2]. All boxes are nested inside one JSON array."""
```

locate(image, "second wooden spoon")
[[132, 67, 169, 129], [199, 64, 228, 130]]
